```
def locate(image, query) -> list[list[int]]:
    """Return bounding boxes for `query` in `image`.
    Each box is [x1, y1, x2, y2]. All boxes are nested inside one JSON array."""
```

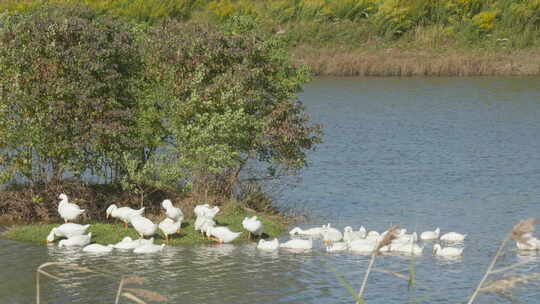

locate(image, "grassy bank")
[[2, 0, 540, 76], [1, 213, 285, 245]]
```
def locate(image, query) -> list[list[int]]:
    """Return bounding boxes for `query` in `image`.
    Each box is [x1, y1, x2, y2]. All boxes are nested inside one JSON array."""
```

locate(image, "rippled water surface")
[[2, 77, 540, 304]]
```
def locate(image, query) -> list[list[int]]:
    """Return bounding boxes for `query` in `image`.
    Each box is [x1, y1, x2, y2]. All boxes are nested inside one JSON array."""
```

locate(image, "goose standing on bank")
[[106, 204, 145, 228], [162, 200, 184, 222], [159, 218, 182, 244], [57, 193, 85, 223], [242, 216, 263, 240], [206, 226, 242, 243], [129, 215, 157, 239]]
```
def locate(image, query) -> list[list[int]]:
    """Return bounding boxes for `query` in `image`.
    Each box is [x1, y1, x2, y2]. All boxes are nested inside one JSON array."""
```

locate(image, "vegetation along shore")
[[0, 3, 321, 243], [2, 0, 540, 76]]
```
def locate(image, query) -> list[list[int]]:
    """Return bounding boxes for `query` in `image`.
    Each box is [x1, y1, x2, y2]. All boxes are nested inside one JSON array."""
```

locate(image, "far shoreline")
[[293, 47, 540, 77]]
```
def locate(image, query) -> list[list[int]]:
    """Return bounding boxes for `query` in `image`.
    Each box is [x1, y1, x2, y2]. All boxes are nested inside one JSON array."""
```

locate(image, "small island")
[[2, 213, 285, 245], [0, 5, 320, 244]]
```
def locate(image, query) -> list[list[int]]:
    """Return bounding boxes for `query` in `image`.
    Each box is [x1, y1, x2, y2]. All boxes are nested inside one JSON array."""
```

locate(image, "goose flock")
[[47, 194, 262, 253], [273, 224, 466, 257], [47, 194, 540, 256]]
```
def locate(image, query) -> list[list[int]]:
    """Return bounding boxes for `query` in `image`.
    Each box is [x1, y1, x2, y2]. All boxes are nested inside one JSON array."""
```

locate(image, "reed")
[[293, 45, 540, 77], [356, 224, 400, 303], [36, 262, 166, 304], [467, 218, 538, 304]]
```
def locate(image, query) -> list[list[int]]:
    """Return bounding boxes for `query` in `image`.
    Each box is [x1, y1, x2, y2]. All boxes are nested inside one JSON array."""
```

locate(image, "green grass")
[[1, 214, 285, 245]]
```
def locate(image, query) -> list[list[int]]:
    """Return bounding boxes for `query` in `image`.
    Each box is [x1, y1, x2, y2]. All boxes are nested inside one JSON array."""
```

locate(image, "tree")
[[0, 7, 321, 218], [0, 7, 144, 187], [136, 16, 322, 198]]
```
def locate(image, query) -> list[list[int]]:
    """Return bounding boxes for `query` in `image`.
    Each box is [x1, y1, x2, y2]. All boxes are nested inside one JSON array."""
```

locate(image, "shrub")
[[0, 7, 143, 187], [0, 8, 322, 220]]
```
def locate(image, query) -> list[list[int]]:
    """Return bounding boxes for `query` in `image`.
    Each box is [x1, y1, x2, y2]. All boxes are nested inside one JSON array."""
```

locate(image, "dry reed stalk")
[[480, 273, 540, 296], [115, 276, 126, 304], [509, 218, 537, 243], [116, 275, 167, 304], [123, 288, 168, 302], [356, 225, 400, 303], [467, 218, 537, 304], [36, 263, 166, 304], [372, 268, 408, 280], [121, 292, 148, 304], [36, 262, 79, 304], [293, 46, 540, 77]]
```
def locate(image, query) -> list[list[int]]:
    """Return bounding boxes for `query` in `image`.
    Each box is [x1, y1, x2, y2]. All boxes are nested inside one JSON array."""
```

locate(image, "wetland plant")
[[468, 218, 539, 303], [36, 262, 166, 304]]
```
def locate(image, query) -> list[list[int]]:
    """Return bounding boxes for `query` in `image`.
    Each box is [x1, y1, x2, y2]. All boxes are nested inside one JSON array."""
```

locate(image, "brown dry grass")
[[293, 46, 540, 77], [480, 273, 540, 297], [509, 218, 537, 243]]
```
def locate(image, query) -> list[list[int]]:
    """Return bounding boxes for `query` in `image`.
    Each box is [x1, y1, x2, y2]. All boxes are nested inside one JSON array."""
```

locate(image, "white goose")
[[58, 233, 92, 247], [349, 238, 379, 253], [516, 235, 540, 250], [83, 244, 114, 253], [113, 237, 154, 250], [194, 204, 210, 217], [395, 232, 418, 243], [106, 204, 145, 228], [57, 193, 85, 223], [280, 239, 313, 250], [433, 244, 463, 257], [289, 226, 323, 237], [391, 242, 424, 255], [200, 218, 216, 238], [322, 223, 343, 243], [257, 238, 279, 251], [420, 228, 440, 240], [367, 230, 380, 238], [440, 232, 467, 242], [162, 199, 184, 222], [129, 215, 157, 239], [133, 243, 165, 254], [158, 218, 181, 243], [326, 242, 349, 252], [242, 216, 263, 239], [343, 226, 366, 242], [46, 223, 90, 243], [207, 226, 242, 243]]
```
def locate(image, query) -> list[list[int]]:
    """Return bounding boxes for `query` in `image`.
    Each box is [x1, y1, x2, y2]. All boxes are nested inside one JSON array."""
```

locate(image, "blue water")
[[1, 77, 540, 304]]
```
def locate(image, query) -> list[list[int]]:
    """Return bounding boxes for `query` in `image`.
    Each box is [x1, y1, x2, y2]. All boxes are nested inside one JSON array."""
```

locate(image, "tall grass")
[[2, 0, 539, 49]]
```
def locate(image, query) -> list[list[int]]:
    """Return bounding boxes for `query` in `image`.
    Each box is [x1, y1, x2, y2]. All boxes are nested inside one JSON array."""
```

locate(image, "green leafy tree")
[[136, 16, 322, 198], [0, 8, 144, 187]]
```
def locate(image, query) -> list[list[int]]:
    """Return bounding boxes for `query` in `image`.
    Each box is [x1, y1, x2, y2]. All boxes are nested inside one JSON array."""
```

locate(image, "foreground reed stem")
[[467, 238, 509, 304], [357, 253, 376, 303]]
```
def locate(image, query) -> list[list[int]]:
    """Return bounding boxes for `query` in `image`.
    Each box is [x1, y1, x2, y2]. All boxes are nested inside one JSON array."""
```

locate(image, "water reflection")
[[3, 77, 540, 303]]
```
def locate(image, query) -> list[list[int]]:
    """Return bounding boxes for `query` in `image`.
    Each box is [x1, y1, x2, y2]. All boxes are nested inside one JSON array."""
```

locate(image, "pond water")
[[2, 77, 540, 304]]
